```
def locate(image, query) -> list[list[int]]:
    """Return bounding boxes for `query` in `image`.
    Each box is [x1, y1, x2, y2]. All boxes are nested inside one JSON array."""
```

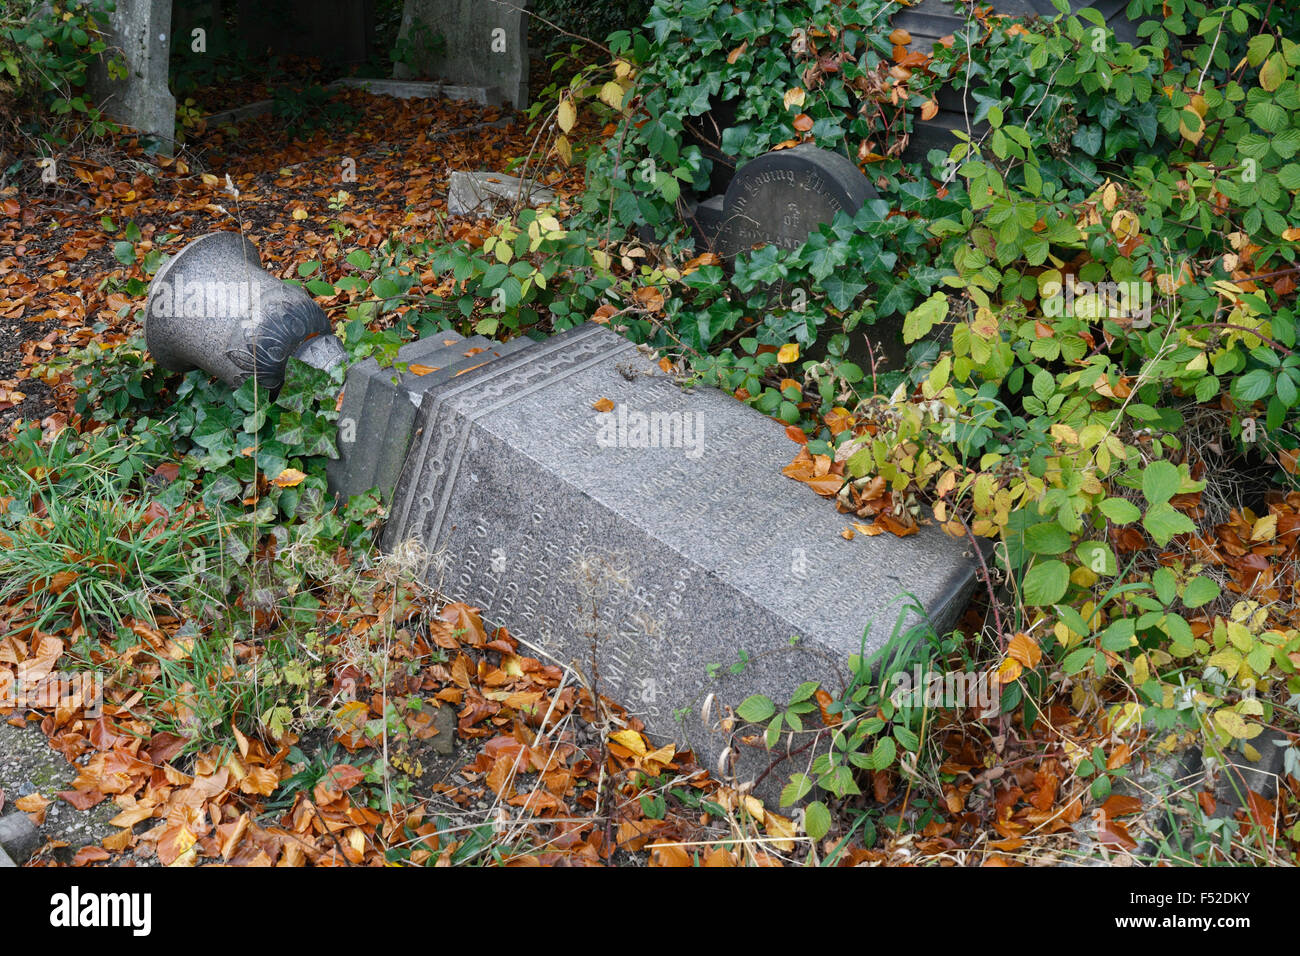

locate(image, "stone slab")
[[327, 333, 534, 503], [331, 77, 501, 106], [447, 171, 557, 217], [383, 323, 976, 792], [394, 0, 530, 108]]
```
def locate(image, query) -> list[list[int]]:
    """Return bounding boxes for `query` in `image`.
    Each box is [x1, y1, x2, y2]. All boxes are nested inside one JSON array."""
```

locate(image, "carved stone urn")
[[144, 232, 347, 389]]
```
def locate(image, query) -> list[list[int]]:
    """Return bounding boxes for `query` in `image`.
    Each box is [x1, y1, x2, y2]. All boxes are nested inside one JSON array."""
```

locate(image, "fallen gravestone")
[[327, 331, 535, 502], [382, 323, 976, 793], [393, 0, 530, 109]]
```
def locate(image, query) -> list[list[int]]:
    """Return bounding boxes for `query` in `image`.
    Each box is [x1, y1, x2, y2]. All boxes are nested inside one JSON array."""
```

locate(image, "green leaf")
[[736, 694, 775, 723], [1025, 522, 1072, 555], [1143, 501, 1195, 546], [804, 801, 832, 840], [1097, 497, 1141, 524], [902, 291, 948, 344], [1233, 368, 1274, 403], [1076, 540, 1116, 576], [112, 241, 135, 266], [1141, 460, 1180, 505], [346, 249, 373, 270], [1181, 576, 1221, 609], [1063, 647, 1095, 674], [780, 773, 814, 808], [1023, 559, 1070, 605]]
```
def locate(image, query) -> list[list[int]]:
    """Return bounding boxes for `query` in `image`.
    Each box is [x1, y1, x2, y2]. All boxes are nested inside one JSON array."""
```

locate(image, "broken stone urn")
[[144, 232, 348, 389]]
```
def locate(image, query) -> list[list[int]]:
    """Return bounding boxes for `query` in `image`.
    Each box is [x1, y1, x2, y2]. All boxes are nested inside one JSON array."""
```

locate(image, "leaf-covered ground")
[[1, 84, 1294, 867]]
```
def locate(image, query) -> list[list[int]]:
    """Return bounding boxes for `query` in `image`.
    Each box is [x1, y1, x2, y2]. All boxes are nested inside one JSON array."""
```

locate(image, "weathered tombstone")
[[326, 332, 534, 502], [383, 323, 976, 793], [708, 144, 876, 260], [87, 0, 176, 150], [393, 0, 529, 109], [681, 145, 911, 368], [447, 170, 556, 217]]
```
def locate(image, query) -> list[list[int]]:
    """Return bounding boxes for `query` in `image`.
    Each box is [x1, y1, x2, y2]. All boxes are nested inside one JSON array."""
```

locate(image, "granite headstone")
[[383, 323, 976, 792], [687, 145, 876, 259]]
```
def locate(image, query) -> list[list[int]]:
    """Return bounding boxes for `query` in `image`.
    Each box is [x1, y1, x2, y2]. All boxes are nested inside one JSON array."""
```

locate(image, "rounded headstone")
[[716, 144, 876, 260]]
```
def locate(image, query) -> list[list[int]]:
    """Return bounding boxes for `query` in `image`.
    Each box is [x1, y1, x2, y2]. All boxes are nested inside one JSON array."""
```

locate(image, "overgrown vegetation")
[[6, 0, 1300, 864]]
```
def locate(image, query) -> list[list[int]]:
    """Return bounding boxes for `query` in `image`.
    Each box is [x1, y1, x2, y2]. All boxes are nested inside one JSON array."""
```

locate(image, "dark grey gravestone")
[[691, 145, 876, 259], [327, 332, 533, 503], [383, 323, 975, 794]]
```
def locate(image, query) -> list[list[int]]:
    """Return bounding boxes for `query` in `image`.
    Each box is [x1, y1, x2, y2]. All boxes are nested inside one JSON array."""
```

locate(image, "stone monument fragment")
[[382, 323, 976, 788], [393, 0, 530, 108], [87, 0, 176, 150]]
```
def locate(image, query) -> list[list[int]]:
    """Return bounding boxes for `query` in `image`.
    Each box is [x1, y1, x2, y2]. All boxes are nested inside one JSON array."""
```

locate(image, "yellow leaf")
[[1110, 210, 1140, 241], [609, 728, 646, 756], [598, 81, 627, 111], [996, 658, 1022, 684], [592, 397, 615, 412], [777, 343, 800, 363], [1214, 709, 1251, 739], [557, 98, 576, 133], [1050, 423, 1079, 445], [783, 87, 806, 110], [272, 467, 307, 488], [1250, 513, 1277, 542], [971, 307, 998, 338], [291, 207, 308, 220], [553, 134, 572, 166], [765, 811, 796, 852]]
